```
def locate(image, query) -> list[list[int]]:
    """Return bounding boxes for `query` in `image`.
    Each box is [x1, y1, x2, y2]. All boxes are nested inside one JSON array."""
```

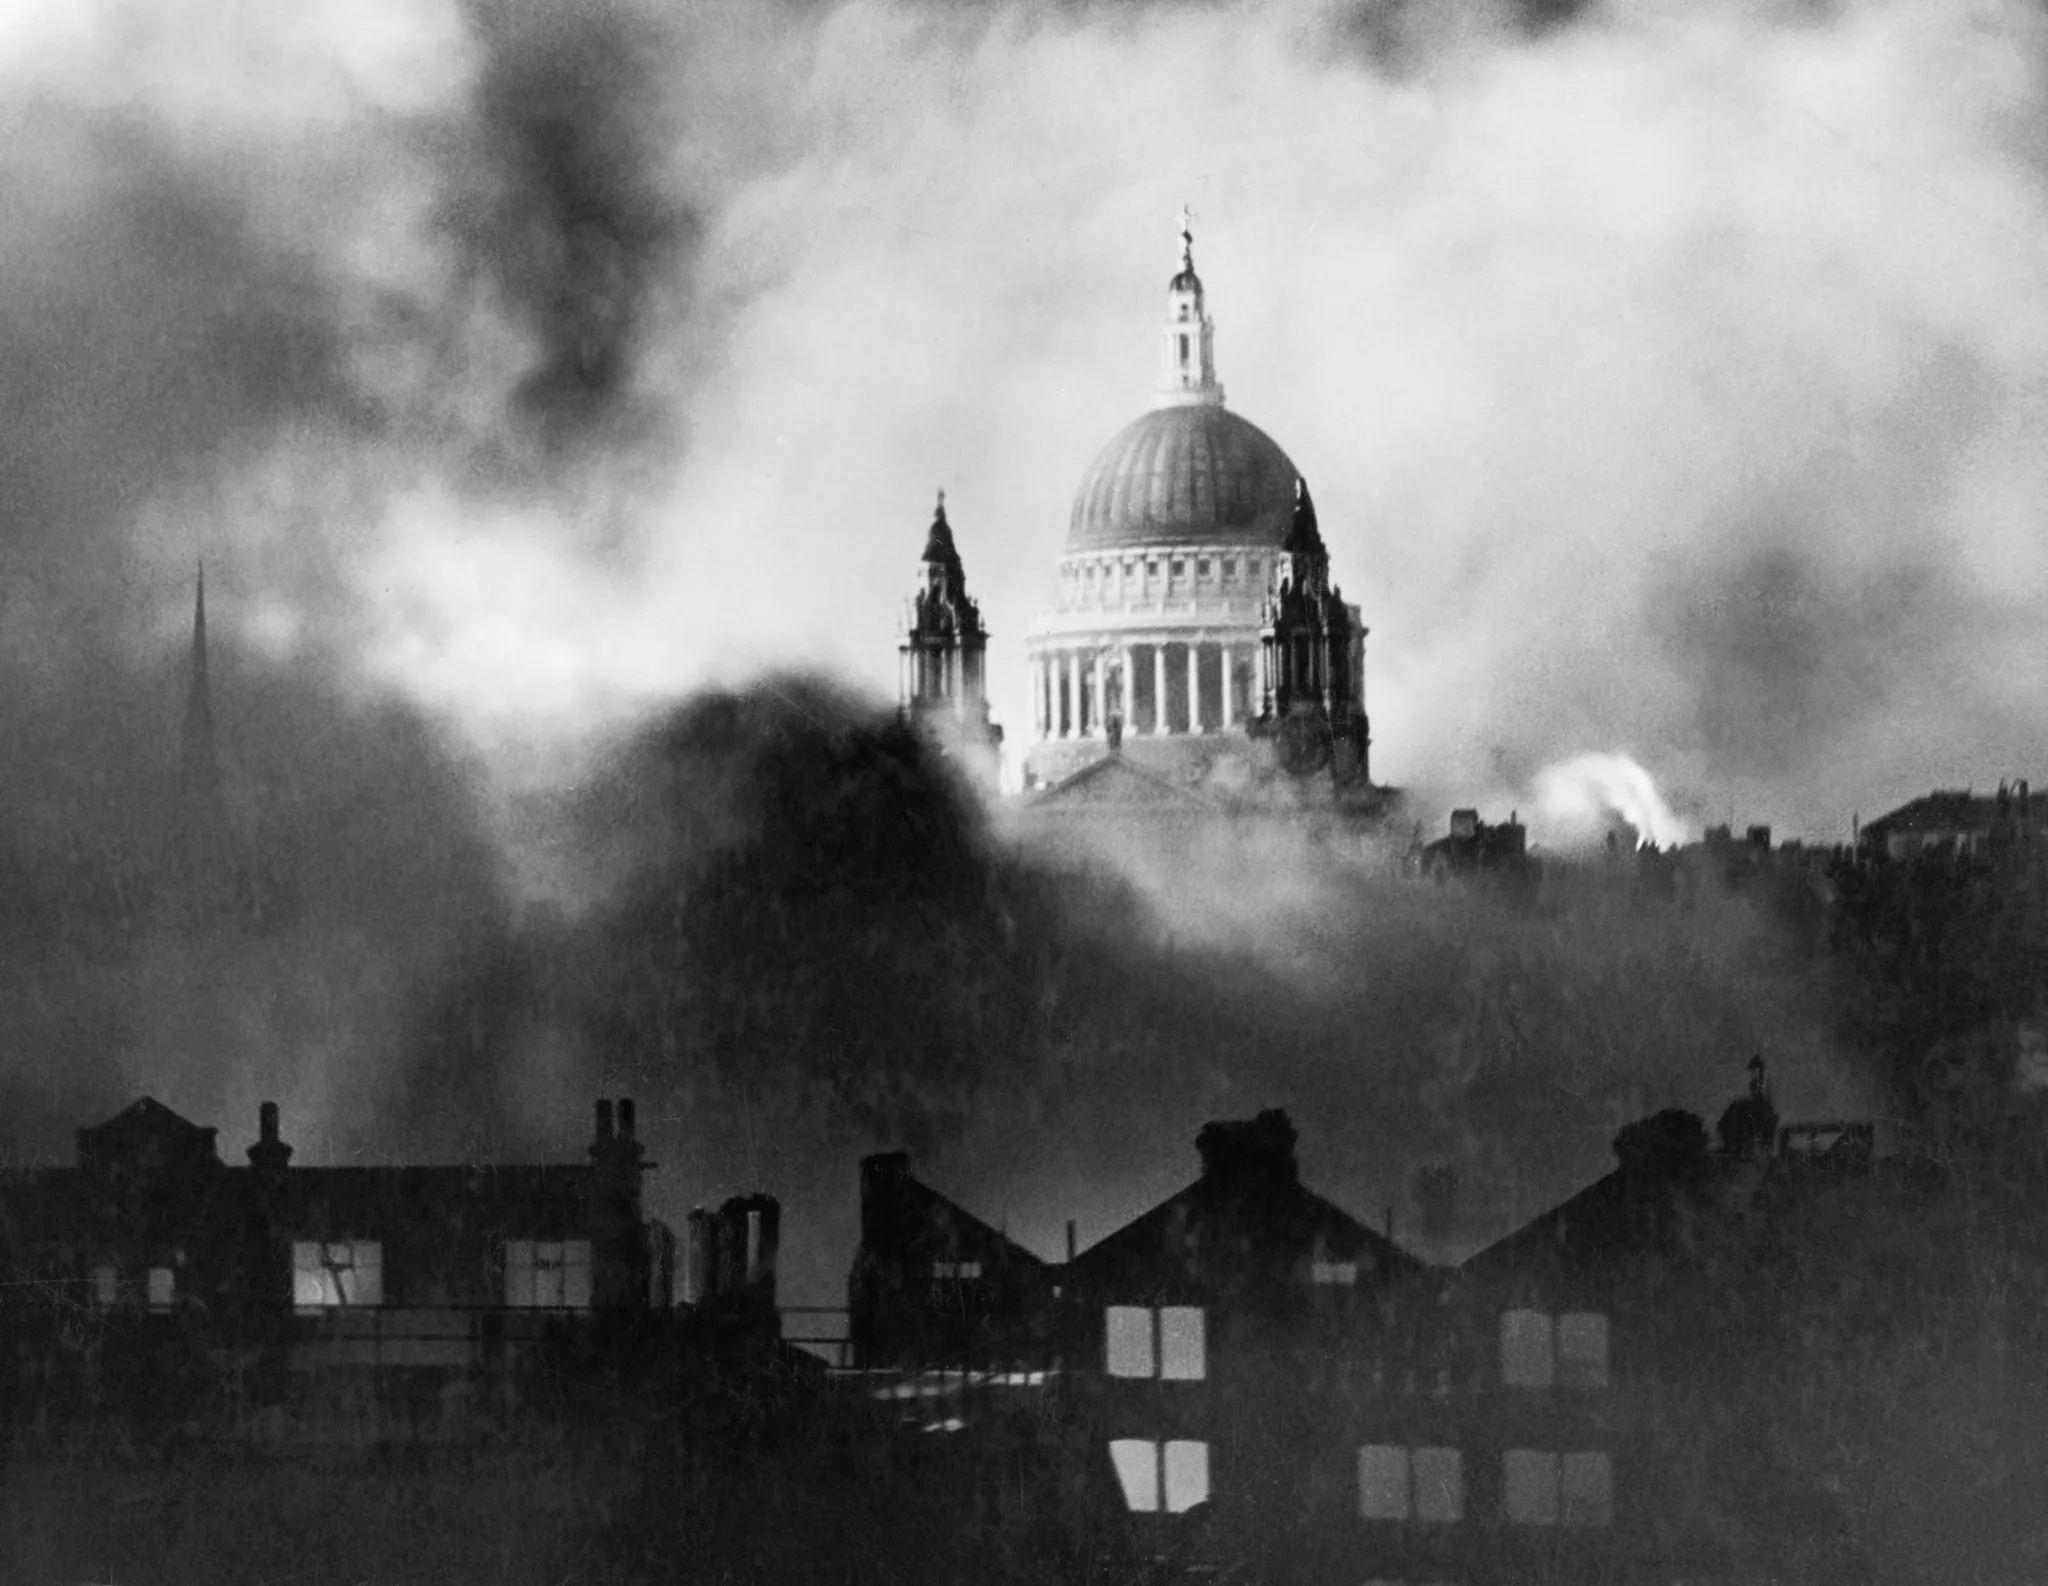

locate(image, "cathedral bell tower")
[[899, 491, 1003, 789], [1254, 480, 1370, 781]]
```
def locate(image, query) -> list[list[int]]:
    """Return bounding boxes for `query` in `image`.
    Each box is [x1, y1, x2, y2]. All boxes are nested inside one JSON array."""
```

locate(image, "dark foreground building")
[[0, 1096, 791, 1446], [845, 1075, 1918, 1586]]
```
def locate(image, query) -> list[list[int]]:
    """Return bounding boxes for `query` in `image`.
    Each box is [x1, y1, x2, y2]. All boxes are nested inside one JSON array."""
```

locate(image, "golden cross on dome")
[[1177, 204, 1196, 267]]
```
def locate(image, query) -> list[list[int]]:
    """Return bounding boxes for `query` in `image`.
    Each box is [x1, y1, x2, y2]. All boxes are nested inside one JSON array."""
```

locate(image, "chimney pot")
[[595, 1099, 614, 1142], [259, 1101, 278, 1143]]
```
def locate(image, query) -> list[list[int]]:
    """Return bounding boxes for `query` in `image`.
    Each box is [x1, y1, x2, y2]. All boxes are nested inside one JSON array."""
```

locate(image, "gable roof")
[[858, 1154, 1049, 1271], [75, 1096, 220, 1166], [1863, 788, 2045, 838], [1070, 1171, 1424, 1296], [1027, 753, 1224, 815]]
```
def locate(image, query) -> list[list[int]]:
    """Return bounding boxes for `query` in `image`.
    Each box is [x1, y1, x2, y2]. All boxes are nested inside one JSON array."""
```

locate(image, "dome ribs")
[[1066, 406, 1299, 552]]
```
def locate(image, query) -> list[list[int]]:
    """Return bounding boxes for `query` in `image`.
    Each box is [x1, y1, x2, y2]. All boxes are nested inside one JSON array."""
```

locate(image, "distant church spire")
[[183, 562, 217, 795], [1155, 205, 1224, 410]]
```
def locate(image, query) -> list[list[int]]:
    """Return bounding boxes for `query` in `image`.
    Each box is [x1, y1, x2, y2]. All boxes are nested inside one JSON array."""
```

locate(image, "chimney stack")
[[1196, 1110, 1300, 1187], [246, 1101, 293, 1174]]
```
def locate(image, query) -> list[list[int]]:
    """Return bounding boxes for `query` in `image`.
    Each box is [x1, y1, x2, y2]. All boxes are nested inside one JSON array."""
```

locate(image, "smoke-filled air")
[[6, 0, 2045, 1294]]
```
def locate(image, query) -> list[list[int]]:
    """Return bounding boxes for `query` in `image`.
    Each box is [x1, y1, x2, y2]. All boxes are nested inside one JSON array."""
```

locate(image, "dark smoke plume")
[[0, 0, 720, 1162], [441, 0, 697, 460], [0, 636, 520, 1163], [523, 677, 1851, 1294]]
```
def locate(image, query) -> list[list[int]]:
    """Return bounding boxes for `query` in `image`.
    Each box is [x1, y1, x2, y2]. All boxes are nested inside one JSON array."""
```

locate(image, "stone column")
[[1152, 644, 1169, 735], [1120, 645, 1136, 732], [1090, 652, 1106, 738], [1061, 651, 1076, 739], [1188, 642, 1204, 734]]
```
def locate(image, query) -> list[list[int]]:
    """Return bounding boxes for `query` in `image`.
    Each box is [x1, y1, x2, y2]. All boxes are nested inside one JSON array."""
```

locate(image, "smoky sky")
[[0, 0, 2039, 1283], [484, 678, 1855, 1301], [11, 0, 2048, 832]]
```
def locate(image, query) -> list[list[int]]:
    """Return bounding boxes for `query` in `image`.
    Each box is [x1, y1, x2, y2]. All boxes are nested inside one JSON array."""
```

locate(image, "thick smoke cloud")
[[0, 0, 704, 1161], [18, 0, 2043, 819], [507, 680, 1852, 1301], [218, 0, 2041, 849], [3, 0, 2037, 1276]]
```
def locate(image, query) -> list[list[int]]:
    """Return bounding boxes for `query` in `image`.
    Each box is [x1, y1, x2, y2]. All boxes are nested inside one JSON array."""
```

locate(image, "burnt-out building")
[[1412, 810, 1535, 902], [1415, 808, 1527, 874], [846, 1151, 1058, 1373], [0, 1095, 785, 1443]]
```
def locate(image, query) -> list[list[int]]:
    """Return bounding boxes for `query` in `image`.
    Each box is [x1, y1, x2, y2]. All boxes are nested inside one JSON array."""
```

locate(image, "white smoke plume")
[[1533, 750, 1695, 850]]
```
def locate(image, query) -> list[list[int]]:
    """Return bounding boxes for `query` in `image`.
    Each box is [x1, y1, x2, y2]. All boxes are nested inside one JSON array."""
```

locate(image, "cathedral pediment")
[[1026, 754, 1223, 813]]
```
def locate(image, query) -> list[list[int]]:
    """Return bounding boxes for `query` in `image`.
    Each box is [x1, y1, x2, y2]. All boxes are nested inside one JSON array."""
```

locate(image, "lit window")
[[1159, 1306, 1206, 1380], [1111, 1440, 1209, 1514], [1164, 1440, 1210, 1512], [1359, 1446, 1462, 1521], [147, 1267, 174, 1313], [292, 1241, 384, 1310], [931, 1260, 983, 1281], [1358, 1444, 1409, 1519], [504, 1240, 592, 1310], [1558, 1312, 1609, 1388], [1503, 1450, 1560, 1525], [1414, 1448, 1464, 1522], [1562, 1452, 1613, 1527], [1107, 1305, 1206, 1379], [92, 1265, 117, 1308], [1106, 1306, 1154, 1378], [1501, 1309, 1555, 1388], [1110, 1439, 1159, 1512], [1311, 1260, 1357, 1286]]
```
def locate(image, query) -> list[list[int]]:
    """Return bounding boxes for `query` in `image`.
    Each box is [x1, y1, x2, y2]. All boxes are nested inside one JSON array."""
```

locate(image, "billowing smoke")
[[2, 0, 2033, 1273], [483, 680, 1856, 1300], [323, 0, 2048, 845], [0, 0, 707, 1160], [1534, 751, 1694, 850]]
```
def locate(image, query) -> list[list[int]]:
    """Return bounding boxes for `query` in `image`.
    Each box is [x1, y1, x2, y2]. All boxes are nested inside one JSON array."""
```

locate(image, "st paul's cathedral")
[[899, 213, 1394, 829]]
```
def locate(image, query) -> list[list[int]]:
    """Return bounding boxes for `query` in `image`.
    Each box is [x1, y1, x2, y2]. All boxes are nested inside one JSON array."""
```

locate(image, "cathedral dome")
[[1065, 403, 1301, 555]]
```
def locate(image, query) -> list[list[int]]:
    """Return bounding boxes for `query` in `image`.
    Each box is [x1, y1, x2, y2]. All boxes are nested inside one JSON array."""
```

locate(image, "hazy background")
[[4, 0, 2044, 1296]]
